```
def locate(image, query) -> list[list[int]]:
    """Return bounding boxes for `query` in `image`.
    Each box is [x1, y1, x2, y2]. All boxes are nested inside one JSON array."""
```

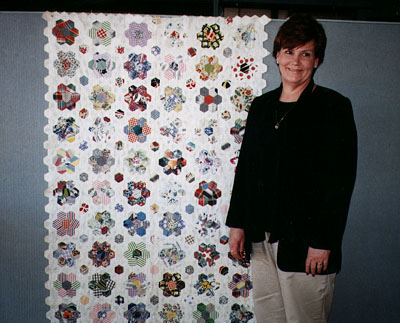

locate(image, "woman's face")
[[276, 40, 319, 88]]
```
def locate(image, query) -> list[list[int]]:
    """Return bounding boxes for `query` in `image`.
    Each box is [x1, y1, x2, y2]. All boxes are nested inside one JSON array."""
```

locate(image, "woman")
[[226, 14, 357, 322]]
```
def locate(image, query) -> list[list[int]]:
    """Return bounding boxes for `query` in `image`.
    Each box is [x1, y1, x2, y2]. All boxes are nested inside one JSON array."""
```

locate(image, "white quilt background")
[[43, 11, 269, 322]]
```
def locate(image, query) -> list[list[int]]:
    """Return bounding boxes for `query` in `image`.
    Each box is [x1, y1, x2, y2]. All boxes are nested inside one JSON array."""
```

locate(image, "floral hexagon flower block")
[[124, 85, 151, 112], [88, 180, 115, 205], [160, 118, 186, 143], [124, 53, 151, 80], [230, 303, 254, 323], [88, 21, 116, 46], [125, 22, 152, 47], [196, 212, 221, 237], [160, 54, 186, 80], [52, 211, 80, 236], [53, 242, 80, 267], [231, 56, 258, 80], [89, 273, 116, 297], [125, 149, 149, 174], [196, 87, 222, 113], [89, 303, 116, 322], [234, 23, 257, 48], [53, 117, 80, 142], [193, 303, 219, 322], [53, 83, 80, 111], [88, 241, 115, 267], [54, 303, 81, 322], [159, 149, 187, 175], [53, 273, 80, 297], [124, 242, 150, 267], [89, 149, 115, 174], [159, 272, 185, 297], [89, 52, 116, 78], [194, 181, 222, 206], [53, 180, 79, 206], [195, 149, 221, 175], [159, 211, 185, 237], [126, 272, 148, 297], [123, 211, 150, 237], [88, 210, 115, 236], [52, 19, 79, 45], [123, 181, 150, 206], [158, 242, 186, 266], [194, 243, 220, 267], [194, 273, 220, 297], [124, 117, 152, 143], [54, 51, 80, 77], [161, 86, 186, 112], [228, 273, 253, 298], [196, 55, 223, 81], [89, 85, 115, 111], [163, 22, 187, 47], [53, 149, 79, 174], [159, 303, 183, 322], [124, 303, 150, 322], [159, 181, 185, 206], [197, 23, 224, 49], [230, 86, 255, 113], [92, 118, 115, 143]]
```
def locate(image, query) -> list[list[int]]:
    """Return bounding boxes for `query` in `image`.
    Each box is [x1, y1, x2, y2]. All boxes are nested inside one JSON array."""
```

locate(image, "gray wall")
[[0, 13, 399, 322]]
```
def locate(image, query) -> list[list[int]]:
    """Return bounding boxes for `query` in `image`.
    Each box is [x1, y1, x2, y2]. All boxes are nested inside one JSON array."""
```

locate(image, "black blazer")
[[226, 81, 357, 273]]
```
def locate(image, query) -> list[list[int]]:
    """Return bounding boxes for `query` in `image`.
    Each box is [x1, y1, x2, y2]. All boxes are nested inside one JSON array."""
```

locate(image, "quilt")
[[43, 11, 270, 322]]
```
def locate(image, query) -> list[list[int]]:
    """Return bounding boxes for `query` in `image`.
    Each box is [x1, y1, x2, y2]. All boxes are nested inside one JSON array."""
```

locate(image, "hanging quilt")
[[43, 11, 270, 322]]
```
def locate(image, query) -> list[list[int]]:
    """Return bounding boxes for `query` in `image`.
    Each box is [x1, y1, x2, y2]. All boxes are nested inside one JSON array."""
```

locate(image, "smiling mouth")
[[287, 67, 303, 72]]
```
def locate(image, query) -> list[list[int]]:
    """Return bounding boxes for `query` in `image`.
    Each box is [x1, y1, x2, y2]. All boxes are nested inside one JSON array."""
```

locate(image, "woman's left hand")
[[305, 247, 331, 276]]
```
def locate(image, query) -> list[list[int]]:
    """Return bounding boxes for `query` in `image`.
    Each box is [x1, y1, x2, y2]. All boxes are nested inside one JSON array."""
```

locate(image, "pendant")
[[275, 123, 279, 129]]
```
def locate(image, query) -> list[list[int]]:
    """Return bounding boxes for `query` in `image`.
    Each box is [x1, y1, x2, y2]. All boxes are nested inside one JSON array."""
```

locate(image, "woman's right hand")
[[229, 227, 246, 260]]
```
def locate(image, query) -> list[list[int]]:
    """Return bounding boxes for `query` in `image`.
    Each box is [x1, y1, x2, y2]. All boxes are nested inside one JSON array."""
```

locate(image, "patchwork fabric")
[[44, 12, 269, 322]]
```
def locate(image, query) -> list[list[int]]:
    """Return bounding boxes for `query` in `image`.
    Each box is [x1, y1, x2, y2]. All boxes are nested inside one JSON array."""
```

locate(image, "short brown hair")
[[273, 13, 327, 66]]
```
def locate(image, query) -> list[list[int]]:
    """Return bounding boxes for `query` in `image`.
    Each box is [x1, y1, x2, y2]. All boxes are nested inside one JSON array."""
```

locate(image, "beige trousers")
[[251, 238, 336, 323]]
